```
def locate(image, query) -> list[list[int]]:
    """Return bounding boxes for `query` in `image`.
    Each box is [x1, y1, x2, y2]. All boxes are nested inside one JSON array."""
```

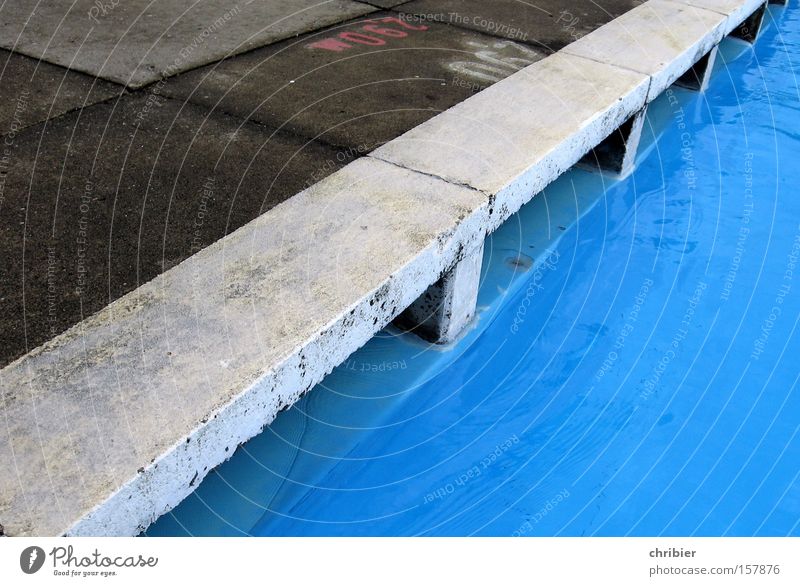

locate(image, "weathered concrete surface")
[[161, 13, 545, 151], [0, 93, 349, 368], [562, 0, 728, 101], [675, 0, 768, 33], [0, 0, 376, 88], [0, 50, 122, 136], [355, 0, 411, 7], [396, 0, 646, 50], [0, 157, 487, 536], [371, 51, 650, 229], [396, 242, 484, 343]]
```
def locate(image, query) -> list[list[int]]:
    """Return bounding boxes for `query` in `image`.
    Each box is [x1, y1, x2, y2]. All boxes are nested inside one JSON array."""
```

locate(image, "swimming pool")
[[147, 3, 800, 537]]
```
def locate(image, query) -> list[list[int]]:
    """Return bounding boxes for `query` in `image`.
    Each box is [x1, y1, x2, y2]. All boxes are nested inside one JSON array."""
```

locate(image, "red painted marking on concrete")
[[362, 24, 408, 38], [307, 37, 353, 52], [338, 32, 387, 45], [307, 17, 429, 52]]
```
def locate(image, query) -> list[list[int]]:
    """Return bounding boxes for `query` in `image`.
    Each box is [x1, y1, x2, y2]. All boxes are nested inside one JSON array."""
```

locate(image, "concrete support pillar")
[[579, 107, 647, 178], [675, 45, 719, 92], [731, 2, 767, 43], [395, 242, 484, 344]]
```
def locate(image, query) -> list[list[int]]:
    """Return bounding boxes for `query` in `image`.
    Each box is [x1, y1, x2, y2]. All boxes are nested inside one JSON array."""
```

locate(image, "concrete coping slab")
[[674, 0, 770, 33], [373, 0, 769, 202], [560, 0, 729, 101], [371, 51, 651, 220], [0, 157, 487, 537], [0, 0, 774, 536]]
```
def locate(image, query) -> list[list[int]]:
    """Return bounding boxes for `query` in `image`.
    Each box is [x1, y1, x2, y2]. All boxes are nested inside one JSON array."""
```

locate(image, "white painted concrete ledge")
[[0, 0, 777, 536]]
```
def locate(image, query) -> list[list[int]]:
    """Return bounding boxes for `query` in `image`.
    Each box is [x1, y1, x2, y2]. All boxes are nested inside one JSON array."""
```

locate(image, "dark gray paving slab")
[[396, 0, 646, 50], [356, 0, 412, 7], [0, 94, 350, 367], [161, 12, 545, 150], [0, 50, 122, 136], [0, 0, 376, 88]]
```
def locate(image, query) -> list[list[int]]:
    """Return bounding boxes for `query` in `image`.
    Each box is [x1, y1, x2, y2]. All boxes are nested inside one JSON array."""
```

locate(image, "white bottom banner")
[[1, 538, 796, 585]]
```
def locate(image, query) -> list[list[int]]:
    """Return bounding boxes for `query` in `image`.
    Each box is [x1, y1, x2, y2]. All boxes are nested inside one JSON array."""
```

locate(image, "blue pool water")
[[148, 5, 800, 537]]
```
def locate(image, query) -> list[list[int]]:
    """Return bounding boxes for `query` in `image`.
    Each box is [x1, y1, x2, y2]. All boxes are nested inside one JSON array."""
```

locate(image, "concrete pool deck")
[[0, 0, 785, 535]]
